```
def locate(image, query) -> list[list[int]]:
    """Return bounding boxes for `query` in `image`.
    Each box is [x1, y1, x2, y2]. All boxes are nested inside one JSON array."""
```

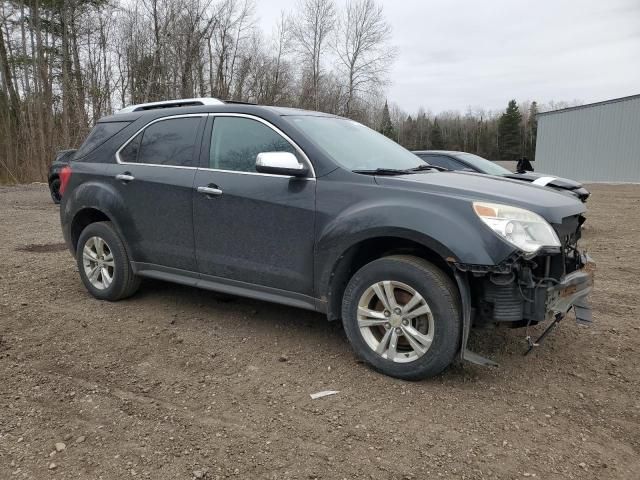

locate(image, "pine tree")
[[379, 100, 395, 139], [498, 99, 522, 159], [430, 118, 444, 149], [404, 115, 418, 150]]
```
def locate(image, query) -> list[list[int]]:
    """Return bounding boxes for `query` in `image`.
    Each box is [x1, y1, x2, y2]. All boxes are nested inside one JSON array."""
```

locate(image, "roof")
[[537, 93, 640, 117], [99, 103, 338, 123]]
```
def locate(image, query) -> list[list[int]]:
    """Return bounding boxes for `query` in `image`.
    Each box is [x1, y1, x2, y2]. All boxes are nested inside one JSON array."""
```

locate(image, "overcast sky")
[[255, 0, 640, 113]]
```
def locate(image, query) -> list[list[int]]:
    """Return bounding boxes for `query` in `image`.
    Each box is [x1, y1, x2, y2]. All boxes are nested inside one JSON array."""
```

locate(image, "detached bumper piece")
[[546, 268, 594, 324], [525, 266, 594, 355]]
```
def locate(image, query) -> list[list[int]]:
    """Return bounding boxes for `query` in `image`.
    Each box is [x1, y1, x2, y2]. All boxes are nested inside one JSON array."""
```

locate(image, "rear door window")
[[122, 117, 202, 167], [119, 134, 141, 163]]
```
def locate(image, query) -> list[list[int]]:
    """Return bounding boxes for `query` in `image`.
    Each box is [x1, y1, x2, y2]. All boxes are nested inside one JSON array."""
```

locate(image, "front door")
[[111, 115, 205, 271], [193, 115, 316, 295]]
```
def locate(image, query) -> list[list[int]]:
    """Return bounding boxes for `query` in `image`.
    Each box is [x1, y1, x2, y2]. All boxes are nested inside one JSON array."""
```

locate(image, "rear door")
[[112, 114, 206, 271], [193, 114, 316, 295]]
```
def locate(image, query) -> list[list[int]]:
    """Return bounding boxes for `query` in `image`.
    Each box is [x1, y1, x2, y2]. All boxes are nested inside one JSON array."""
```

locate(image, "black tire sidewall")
[[50, 178, 61, 204], [342, 257, 461, 380], [76, 222, 132, 301]]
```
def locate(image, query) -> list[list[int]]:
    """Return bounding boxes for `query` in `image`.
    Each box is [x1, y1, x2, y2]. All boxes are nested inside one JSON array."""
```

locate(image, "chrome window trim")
[[115, 114, 207, 170], [196, 167, 315, 180], [115, 112, 317, 179], [204, 113, 317, 179]]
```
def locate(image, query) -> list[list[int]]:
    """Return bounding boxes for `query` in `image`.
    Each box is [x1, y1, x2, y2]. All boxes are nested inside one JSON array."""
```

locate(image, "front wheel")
[[341, 255, 461, 380]]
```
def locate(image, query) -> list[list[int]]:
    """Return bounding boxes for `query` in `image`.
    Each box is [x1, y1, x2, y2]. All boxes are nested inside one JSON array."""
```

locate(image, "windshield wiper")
[[408, 164, 448, 172], [352, 168, 411, 175]]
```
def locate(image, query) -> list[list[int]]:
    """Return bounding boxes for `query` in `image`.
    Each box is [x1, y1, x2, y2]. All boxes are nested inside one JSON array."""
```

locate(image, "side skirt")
[[132, 262, 322, 313]]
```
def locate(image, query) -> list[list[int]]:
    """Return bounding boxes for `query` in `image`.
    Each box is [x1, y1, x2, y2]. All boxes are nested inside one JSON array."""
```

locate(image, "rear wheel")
[[50, 178, 61, 204], [341, 255, 461, 380], [76, 221, 140, 301]]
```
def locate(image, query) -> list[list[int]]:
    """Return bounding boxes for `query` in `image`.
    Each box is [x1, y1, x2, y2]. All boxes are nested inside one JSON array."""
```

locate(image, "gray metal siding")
[[535, 96, 640, 182]]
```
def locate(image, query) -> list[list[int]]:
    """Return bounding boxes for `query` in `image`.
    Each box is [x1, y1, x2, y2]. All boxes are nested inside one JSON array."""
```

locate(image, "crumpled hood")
[[375, 171, 586, 224]]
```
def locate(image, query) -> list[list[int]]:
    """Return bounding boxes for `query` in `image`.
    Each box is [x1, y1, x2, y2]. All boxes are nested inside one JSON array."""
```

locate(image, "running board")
[[463, 349, 499, 367]]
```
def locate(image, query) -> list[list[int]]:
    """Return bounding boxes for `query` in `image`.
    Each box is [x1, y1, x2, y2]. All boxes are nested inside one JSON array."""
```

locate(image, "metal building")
[[535, 94, 640, 182]]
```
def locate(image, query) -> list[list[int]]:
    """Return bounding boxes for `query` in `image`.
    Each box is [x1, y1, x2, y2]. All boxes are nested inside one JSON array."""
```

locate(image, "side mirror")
[[255, 152, 309, 177]]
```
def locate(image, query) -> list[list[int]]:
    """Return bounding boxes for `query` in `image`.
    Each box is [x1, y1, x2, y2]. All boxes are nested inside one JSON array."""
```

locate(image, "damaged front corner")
[[454, 269, 498, 367]]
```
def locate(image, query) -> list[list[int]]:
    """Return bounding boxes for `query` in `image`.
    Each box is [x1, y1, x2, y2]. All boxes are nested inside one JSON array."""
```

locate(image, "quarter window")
[[121, 117, 202, 167], [209, 117, 297, 172], [75, 121, 130, 159]]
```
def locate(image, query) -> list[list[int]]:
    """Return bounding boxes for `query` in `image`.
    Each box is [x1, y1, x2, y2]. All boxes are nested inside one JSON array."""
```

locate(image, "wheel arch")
[[70, 208, 113, 253], [62, 176, 134, 255], [322, 233, 457, 322]]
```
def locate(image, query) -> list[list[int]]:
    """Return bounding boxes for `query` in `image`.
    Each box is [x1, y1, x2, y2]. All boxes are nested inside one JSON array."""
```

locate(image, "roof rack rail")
[[116, 97, 225, 114], [222, 99, 257, 105]]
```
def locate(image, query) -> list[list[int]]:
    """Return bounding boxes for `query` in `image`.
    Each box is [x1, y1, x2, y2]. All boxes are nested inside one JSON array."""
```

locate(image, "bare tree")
[[0, 0, 404, 184], [210, 0, 254, 99], [291, 0, 335, 110], [335, 0, 395, 119], [0, 12, 19, 116], [266, 11, 291, 105]]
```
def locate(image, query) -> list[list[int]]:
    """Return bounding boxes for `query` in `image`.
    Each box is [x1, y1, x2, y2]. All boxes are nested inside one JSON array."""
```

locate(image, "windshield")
[[288, 116, 424, 171], [456, 153, 512, 175]]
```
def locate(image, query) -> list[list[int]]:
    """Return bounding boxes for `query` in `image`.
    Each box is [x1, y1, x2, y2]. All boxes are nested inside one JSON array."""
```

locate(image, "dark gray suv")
[[59, 98, 594, 379]]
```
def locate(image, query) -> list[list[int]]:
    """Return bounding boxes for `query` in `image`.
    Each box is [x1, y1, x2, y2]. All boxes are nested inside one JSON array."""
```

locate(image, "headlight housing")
[[473, 202, 560, 255]]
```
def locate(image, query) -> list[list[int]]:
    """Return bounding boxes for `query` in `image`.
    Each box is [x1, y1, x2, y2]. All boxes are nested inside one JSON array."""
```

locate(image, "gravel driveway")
[[0, 184, 638, 479]]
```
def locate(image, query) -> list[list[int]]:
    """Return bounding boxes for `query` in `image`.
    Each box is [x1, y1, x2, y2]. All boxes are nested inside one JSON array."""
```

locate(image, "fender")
[[314, 198, 516, 300], [61, 168, 133, 258]]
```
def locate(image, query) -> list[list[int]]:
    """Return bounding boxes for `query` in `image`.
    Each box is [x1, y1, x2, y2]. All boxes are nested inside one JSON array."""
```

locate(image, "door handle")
[[116, 173, 135, 182], [197, 186, 223, 196]]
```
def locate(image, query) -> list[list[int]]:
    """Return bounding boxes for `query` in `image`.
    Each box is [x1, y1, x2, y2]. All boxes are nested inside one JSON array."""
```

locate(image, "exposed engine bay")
[[460, 213, 594, 328]]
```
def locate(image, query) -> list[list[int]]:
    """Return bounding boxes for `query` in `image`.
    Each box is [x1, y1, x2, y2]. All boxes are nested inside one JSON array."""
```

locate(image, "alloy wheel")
[[82, 236, 115, 290], [357, 280, 434, 363]]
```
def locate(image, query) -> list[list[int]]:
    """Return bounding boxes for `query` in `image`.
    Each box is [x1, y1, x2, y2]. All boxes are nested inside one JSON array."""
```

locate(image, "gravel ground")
[[0, 183, 638, 480]]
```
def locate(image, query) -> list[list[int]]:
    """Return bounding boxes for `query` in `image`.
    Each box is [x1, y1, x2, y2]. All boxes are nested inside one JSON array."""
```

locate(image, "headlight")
[[472, 201, 560, 255]]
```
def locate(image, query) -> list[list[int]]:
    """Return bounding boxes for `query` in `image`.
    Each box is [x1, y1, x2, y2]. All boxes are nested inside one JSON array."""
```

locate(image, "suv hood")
[[375, 171, 586, 224]]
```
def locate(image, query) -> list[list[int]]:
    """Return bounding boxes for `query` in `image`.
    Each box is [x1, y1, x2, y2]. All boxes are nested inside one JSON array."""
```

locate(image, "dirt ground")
[[0, 184, 638, 480]]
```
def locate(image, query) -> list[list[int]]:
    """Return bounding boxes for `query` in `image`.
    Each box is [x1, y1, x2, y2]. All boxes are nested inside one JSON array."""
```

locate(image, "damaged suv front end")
[[455, 200, 594, 363]]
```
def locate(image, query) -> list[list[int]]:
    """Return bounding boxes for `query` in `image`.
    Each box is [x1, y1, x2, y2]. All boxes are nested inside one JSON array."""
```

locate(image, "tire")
[[76, 221, 140, 301], [341, 255, 461, 380], [50, 178, 61, 204]]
